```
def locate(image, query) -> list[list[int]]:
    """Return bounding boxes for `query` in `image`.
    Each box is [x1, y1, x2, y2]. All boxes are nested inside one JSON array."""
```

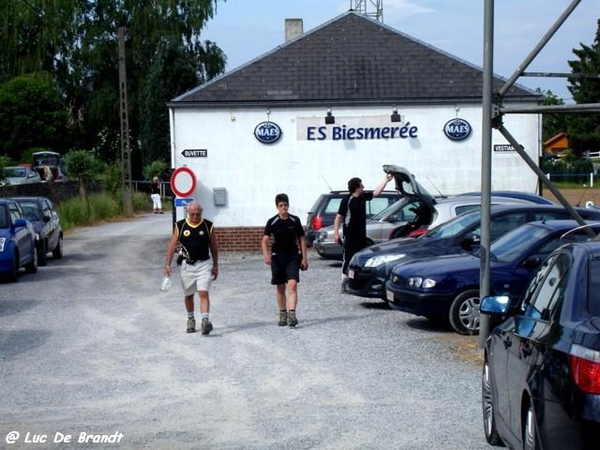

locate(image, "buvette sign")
[[254, 121, 282, 144]]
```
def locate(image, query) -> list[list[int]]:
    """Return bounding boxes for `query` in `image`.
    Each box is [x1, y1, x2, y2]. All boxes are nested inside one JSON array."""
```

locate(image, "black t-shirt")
[[264, 214, 305, 255], [337, 192, 374, 238], [177, 218, 213, 261]]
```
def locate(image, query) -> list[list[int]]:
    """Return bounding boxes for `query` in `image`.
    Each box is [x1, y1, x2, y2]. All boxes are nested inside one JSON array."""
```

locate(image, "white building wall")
[[169, 104, 541, 227]]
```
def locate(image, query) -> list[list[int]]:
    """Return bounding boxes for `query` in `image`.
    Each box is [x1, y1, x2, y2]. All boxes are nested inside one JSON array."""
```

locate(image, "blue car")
[[0, 198, 38, 281], [481, 241, 600, 449], [385, 220, 600, 335], [10, 196, 63, 266], [347, 204, 600, 300]]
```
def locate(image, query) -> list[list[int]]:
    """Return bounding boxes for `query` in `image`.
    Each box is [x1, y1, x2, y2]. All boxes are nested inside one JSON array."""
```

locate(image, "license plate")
[[386, 290, 394, 302], [348, 269, 355, 279]]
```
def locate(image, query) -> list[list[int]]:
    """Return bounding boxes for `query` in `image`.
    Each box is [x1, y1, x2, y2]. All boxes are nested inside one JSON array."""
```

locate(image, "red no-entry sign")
[[170, 167, 197, 198]]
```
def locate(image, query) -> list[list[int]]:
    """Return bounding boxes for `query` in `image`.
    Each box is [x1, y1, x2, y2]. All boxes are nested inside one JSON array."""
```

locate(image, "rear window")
[[368, 196, 398, 216], [589, 259, 600, 316], [324, 198, 343, 214]]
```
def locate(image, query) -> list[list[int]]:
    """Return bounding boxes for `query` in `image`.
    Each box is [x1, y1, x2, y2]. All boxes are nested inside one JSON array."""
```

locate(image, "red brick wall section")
[[215, 227, 266, 252]]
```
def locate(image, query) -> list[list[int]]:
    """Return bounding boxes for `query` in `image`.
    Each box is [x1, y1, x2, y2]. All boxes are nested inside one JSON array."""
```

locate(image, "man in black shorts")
[[334, 173, 393, 290], [262, 193, 308, 327]]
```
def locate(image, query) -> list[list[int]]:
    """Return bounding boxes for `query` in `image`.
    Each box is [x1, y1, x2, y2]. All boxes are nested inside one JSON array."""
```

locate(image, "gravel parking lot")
[[1, 213, 487, 449]]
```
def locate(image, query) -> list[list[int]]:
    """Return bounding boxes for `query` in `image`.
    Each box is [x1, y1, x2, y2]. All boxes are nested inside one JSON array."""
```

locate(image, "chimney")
[[285, 19, 303, 42]]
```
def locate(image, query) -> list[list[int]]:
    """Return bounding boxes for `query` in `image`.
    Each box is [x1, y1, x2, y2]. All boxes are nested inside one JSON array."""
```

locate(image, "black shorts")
[[270, 253, 301, 285]]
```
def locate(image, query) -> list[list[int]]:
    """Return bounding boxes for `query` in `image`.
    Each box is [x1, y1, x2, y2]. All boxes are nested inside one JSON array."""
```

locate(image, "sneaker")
[[186, 318, 196, 333], [288, 311, 298, 327], [278, 311, 288, 326], [201, 318, 213, 335]]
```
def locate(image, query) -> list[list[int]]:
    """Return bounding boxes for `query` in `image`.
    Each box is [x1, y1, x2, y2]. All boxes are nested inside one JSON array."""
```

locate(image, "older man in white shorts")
[[165, 201, 219, 334]]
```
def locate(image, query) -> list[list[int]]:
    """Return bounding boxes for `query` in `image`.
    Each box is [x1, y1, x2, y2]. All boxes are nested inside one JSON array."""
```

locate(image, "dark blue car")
[[347, 204, 600, 300], [0, 198, 38, 281], [385, 220, 600, 335], [481, 241, 600, 449]]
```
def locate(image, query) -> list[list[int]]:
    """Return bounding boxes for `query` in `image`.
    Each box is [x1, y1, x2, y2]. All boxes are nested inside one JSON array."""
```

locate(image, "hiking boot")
[[186, 318, 196, 333], [278, 311, 288, 326], [288, 310, 298, 327], [201, 318, 213, 335]]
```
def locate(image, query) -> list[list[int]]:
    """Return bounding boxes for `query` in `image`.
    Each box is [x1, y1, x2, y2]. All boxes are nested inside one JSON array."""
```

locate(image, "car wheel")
[[449, 289, 481, 335], [52, 235, 63, 259], [5, 252, 19, 282], [523, 402, 540, 450], [25, 245, 38, 274], [37, 239, 48, 266], [482, 357, 505, 446]]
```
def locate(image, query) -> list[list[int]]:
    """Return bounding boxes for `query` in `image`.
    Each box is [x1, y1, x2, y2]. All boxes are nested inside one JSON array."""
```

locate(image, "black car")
[[305, 189, 401, 246], [481, 240, 600, 449], [10, 196, 63, 265], [346, 204, 600, 300]]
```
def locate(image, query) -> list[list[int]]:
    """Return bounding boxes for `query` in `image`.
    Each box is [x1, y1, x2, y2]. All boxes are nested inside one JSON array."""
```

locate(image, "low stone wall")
[[0, 181, 102, 205]]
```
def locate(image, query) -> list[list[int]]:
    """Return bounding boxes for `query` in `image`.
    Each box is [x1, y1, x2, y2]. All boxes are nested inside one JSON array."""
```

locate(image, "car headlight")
[[407, 277, 436, 289], [317, 230, 330, 241], [0, 237, 5, 252], [365, 253, 406, 268]]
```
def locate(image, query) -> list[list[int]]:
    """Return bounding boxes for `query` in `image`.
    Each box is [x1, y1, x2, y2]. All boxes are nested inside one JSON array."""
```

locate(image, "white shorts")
[[151, 193, 162, 209], [179, 259, 213, 295]]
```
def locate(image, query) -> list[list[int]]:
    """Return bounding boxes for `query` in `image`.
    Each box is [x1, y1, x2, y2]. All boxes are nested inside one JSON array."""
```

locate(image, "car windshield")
[[424, 209, 481, 239], [19, 202, 41, 221], [487, 224, 552, 262], [0, 206, 8, 228], [5, 168, 25, 177]]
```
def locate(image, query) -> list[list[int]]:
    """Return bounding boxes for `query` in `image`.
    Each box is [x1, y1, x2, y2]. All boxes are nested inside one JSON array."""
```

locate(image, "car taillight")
[[311, 216, 322, 230], [569, 344, 600, 394]]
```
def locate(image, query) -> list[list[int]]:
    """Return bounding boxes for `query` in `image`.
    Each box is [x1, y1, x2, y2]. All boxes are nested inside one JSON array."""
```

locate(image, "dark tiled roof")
[[173, 11, 537, 107]]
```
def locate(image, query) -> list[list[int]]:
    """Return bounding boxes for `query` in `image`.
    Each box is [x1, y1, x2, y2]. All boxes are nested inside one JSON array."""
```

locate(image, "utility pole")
[[117, 27, 134, 216]]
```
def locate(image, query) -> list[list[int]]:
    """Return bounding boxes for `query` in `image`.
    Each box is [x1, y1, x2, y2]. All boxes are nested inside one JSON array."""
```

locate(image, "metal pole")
[[479, 0, 494, 347], [118, 27, 134, 217]]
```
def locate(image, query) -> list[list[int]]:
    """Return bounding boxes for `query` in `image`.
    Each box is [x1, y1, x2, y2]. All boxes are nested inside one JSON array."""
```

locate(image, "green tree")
[[566, 18, 600, 157], [0, 72, 70, 161], [537, 88, 567, 143], [0, 1, 227, 175], [64, 149, 104, 201]]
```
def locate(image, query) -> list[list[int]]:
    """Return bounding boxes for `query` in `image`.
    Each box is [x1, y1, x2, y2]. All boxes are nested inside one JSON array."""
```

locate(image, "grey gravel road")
[[0, 213, 489, 449]]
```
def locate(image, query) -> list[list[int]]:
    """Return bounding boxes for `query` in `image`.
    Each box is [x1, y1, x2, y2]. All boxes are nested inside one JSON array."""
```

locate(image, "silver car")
[[313, 165, 536, 259], [0, 166, 42, 186]]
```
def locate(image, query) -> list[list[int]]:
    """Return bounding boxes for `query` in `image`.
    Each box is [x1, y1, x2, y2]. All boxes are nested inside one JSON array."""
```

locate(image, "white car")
[[313, 164, 537, 259]]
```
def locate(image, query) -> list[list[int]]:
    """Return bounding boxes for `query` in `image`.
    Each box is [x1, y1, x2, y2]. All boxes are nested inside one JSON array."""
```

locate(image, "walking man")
[[262, 193, 308, 327], [334, 173, 393, 290], [165, 201, 219, 334]]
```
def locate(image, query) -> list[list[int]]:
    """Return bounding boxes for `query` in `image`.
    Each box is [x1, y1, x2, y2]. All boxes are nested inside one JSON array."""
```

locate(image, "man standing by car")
[[165, 201, 219, 334], [334, 173, 393, 290], [262, 193, 308, 327]]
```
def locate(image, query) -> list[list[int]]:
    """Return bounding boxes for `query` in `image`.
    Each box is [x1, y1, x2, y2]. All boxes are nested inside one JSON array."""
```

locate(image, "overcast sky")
[[202, 0, 599, 103]]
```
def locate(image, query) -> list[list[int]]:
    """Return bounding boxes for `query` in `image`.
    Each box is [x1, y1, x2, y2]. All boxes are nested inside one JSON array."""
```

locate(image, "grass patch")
[[57, 192, 170, 231]]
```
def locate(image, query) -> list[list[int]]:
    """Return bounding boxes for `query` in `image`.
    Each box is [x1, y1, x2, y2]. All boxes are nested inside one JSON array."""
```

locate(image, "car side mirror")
[[43, 216, 51, 223], [480, 295, 510, 315], [387, 214, 399, 223], [461, 233, 481, 248], [14, 218, 27, 228], [523, 256, 542, 268]]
